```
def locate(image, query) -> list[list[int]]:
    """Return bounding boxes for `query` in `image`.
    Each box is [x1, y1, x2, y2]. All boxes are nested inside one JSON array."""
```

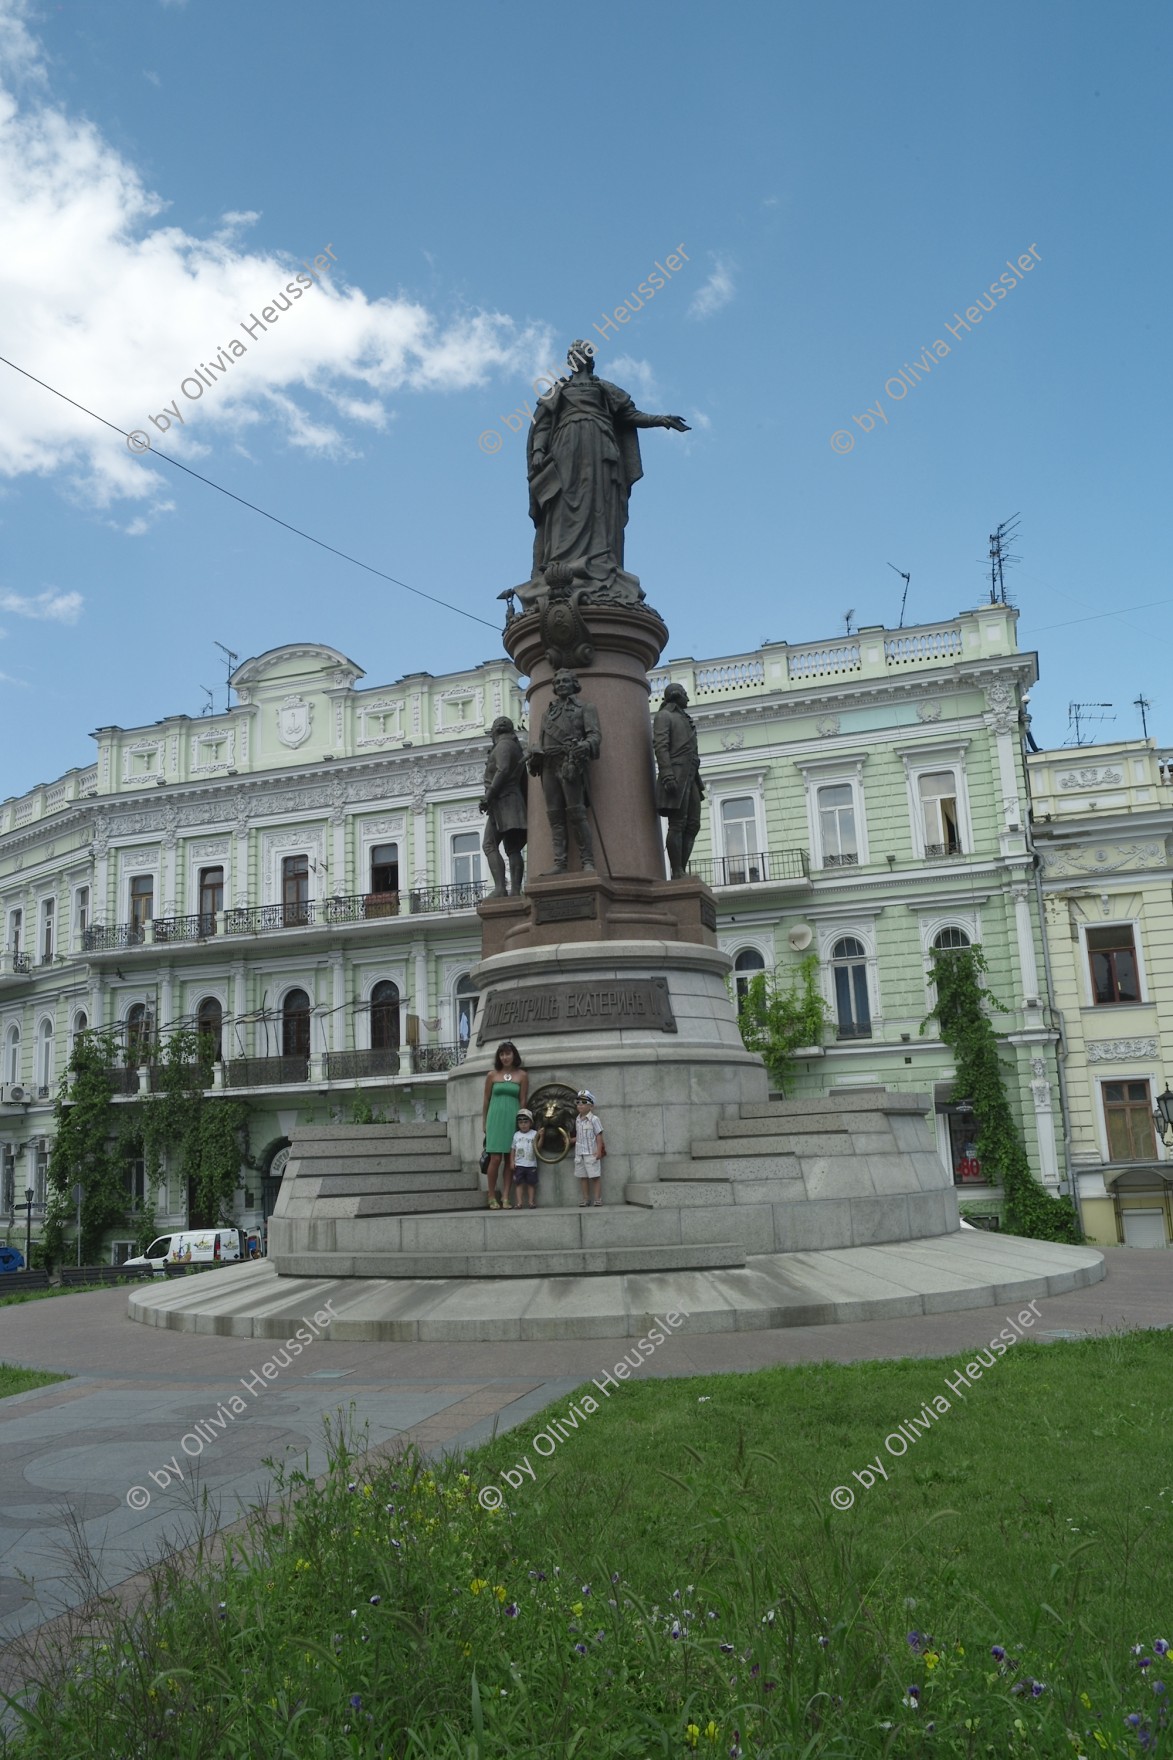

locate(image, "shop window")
[[944, 1106, 983, 1183], [1088, 925, 1140, 1006], [1103, 1080, 1156, 1162]]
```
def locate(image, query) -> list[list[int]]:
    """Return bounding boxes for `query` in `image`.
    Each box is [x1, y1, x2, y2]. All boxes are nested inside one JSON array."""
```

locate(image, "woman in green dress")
[[482, 1041, 528, 1210]]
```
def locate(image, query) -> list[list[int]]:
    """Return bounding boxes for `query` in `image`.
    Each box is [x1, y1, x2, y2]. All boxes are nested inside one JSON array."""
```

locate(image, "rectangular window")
[[370, 842, 399, 895], [10, 909, 21, 956], [818, 784, 858, 866], [2, 1151, 14, 1214], [1088, 926, 1140, 1005], [129, 875, 154, 931], [1103, 1080, 1156, 1161], [451, 832, 481, 889], [281, 854, 310, 926], [720, 797, 760, 884], [75, 887, 89, 944], [40, 899, 54, 965], [124, 1154, 147, 1212], [198, 866, 224, 931], [918, 770, 961, 856], [34, 1145, 48, 1209]]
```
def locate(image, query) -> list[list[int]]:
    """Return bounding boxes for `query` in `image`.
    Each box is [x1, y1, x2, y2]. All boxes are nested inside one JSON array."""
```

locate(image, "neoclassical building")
[[1, 607, 1075, 1259], [1027, 739, 1173, 1248]]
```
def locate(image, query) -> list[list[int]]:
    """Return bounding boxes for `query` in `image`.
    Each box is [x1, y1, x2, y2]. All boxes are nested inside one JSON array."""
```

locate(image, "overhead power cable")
[[0, 353, 499, 632]]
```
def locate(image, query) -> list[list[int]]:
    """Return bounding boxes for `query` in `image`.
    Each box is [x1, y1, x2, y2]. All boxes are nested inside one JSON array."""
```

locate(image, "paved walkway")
[[1, 1247, 1169, 1657]]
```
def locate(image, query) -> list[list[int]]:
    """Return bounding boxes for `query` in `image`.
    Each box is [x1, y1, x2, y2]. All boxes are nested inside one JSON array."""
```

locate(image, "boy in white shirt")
[[574, 1089, 606, 1207], [510, 1107, 540, 1209]]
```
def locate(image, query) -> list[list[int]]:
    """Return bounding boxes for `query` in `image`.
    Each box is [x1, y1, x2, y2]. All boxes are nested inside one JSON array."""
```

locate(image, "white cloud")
[[0, 588, 83, 622], [688, 256, 736, 320], [606, 355, 660, 403], [0, 6, 552, 518]]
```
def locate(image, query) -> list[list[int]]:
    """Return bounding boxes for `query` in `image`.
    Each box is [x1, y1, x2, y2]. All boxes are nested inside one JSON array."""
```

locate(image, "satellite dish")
[[788, 924, 814, 952]]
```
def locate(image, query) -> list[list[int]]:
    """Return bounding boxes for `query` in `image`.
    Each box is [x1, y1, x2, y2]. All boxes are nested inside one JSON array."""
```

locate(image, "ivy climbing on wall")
[[736, 954, 833, 1094], [923, 944, 1082, 1244]]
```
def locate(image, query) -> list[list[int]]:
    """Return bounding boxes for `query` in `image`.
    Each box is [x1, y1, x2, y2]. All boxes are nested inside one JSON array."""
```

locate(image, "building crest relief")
[[1040, 841, 1164, 876], [1058, 766, 1123, 790], [276, 696, 313, 750]]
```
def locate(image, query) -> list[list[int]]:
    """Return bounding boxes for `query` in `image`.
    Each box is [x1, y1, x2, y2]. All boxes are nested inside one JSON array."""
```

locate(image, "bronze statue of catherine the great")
[[525, 341, 688, 605]]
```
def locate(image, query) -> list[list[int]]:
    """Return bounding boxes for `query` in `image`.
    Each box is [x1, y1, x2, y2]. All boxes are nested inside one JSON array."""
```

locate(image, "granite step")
[[281, 1240, 747, 1280], [690, 1134, 848, 1159], [624, 1180, 733, 1207], [292, 1142, 457, 1167], [718, 1114, 855, 1139], [292, 1123, 450, 1142], [740, 1092, 929, 1119], [318, 1169, 478, 1198], [656, 1155, 802, 1181], [302, 1153, 466, 1179], [355, 1189, 487, 1217]]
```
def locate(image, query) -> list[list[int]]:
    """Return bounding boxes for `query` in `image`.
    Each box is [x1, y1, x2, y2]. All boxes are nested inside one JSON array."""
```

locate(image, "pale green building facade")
[[1, 607, 1070, 1260]]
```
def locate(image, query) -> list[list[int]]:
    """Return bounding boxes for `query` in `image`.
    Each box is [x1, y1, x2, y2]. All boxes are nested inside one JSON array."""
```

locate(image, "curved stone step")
[[624, 1179, 733, 1207], [718, 1114, 853, 1139], [356, 1188, 487, 1217], [291, 1145, 459, 1170], [276, 1240, 747, 1280], [298, 1153, 466, 1178], [292, 1123, 451, 1142], [740, 1091, 929, 1118], [656, 1155, 802, 1181], [314, 1169, 477, 1197]]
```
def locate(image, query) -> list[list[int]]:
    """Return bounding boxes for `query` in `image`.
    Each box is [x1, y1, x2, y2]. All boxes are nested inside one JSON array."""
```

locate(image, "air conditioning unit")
[[2, 1083, 30, 1104]]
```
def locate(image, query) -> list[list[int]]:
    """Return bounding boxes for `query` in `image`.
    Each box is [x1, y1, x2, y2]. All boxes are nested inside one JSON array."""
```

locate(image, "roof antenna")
[[214, 641, 239, 714], [1067, 701, 1115, 747], [887, 562, 911, 628], [987, 514, 1021, 605], [200, 686, 214, 716], [1134, 693, 1152, 740], [843, 608, 855, 637]]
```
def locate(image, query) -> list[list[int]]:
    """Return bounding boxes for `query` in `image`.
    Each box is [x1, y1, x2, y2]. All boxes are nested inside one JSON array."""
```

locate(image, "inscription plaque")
[[477, 977, 677, 1043], [534, 891, 597, 924], [700, 899, 717, 931]]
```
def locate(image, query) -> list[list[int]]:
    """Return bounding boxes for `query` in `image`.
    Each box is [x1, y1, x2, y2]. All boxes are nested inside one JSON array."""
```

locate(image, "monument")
[[136, 342, 1103, 1341]]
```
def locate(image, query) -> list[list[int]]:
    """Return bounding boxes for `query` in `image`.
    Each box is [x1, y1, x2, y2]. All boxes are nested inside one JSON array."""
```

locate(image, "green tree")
[[923, 944, 1082, 1244], [736, 954, 832, 1093], [45, 1031, 136, 1264]]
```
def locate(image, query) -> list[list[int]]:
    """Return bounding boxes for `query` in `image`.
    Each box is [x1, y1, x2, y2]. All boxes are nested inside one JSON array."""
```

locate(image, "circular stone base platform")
[[129, 1233, 1105, 1343]]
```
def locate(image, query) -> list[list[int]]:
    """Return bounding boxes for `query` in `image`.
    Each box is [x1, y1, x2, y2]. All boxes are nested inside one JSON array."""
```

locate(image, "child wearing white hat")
[[574, 1090, 606, 1207]]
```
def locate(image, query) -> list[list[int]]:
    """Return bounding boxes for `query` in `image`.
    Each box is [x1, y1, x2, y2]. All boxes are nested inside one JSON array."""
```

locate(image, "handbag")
[[479, 1143, 491, 1178]]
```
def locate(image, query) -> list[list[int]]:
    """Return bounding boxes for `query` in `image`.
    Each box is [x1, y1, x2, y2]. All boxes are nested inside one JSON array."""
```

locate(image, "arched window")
[[282, 989, 311, 1061], [734, 948, 766, 1013], [831, 936, 871, 1040], [933, 927, 971, 952], [454, 974, 478, 1049], [36, 1019, 54, 1096], [126, 1003, 150, 1067], [370, 981, 400, 1053], [196, 996, 223, 1061], [5, 1024, 20, 1086]]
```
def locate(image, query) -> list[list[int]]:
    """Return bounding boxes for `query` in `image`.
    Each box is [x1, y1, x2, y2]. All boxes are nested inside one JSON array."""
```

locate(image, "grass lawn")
[[3, 1330, 1170, 1757], [0, 1363, 67, 1400], [0, 1281, 145, 1308]]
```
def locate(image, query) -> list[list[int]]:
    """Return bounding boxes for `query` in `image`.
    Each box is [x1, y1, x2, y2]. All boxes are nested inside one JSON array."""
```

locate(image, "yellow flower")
[[295, 1558, 311, 1573], [686, 1726, 700, 1750], [1093, 1734, 1108, 1752], [462, 1643, 472, 1657], [363, 1484, 373, 1498], [924, 1651, 939, 1670], [494, 1584, 507, 1603], [704, 1722, 720, 1742], [470, 1578, 488, 1595], [1080, 1693, 1093, 1710], [571, 1600, 584, 1616], [955, 1644, 965, 1656]]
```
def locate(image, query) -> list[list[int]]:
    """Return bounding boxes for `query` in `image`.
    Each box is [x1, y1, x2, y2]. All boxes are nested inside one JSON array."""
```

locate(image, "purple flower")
[[504, 1603, 519, 1618], [594, 1629, 606, 1643], [750, 1664, 761, 1678], [764, 1680, 777, 1693], [1031, 1680, 1046, 1698], [670, 1620, 683, 1640], [1154, 1681, 1167, 1697], [581, 1584, 591, 1596], [907, 1631, 926, 1652], [347, 1482, 357, 1493], [1127, 1714, 1143, 1729], [672, 1589, 681, 1601], [390, 1539, 401, 1549], [907, 1685, 920, 1701], [991, 1645, 1006, 1661], [369, 1595, 381, 1605], [729, 1735, 742, 1760], [1156, 1640, 1170, 1656], [529, 1570, 547, 1581], [720, 1643, 735, 1655], [611, 1571, 620, 1584], [817, 1635, 830, 1649], [1140, 1657, 1154, 1671], [574, 1642, 587, 1656], [350, 1694, 363, 1710]]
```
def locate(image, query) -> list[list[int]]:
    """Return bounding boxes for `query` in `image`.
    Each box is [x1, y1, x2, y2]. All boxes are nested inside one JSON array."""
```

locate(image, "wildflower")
[[1127, 1715, 1142, 1729], [504, 1604, 519, 1619], [672, 1590, 682, 1601], [924, 1651, 940, 1670], [611, 1571, 620, 1584], [705, 1722, 720, 1741], [817, 1636, 830, 1648], [369, 1594, 381, 1605], [347, 1482, 357, 1493], [686, 1725, 700, 1749], [350, 1694, 363, 1710], [1138, 1656, 1154, 1671], [493, 1585, 507, 1604], [903, 1686, 920, 1710], [1156, 1640, 1170, 1656], [390, 1539, 401, 1550], [1153, 1681, 1167, 1696], [571, 1601, 585, 1617], [1031, 1680, 1047, 1698], [670, 1620, 683, 1640], [470, 1579, 488, 1596], [581, 1584, 591, 1596], [991, 1645, 1006, 1661], [594, 1629, 606, 1643], [762, 1610, 776, 1626], [574, 1642, 587, 1656], [529, 1570, 547, 1581], [729, 1734, 742, 1760], [720, 1643, 735, 1655]]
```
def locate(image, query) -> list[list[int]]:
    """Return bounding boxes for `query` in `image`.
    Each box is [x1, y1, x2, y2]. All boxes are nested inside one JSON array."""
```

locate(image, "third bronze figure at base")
[[479, 716, 528, 898], [654, 683, 704, 879], [527, 670, 601, 874]]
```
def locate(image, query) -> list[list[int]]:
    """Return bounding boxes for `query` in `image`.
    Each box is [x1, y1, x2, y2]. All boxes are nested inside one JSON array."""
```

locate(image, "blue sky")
[[1, 0, 1170, 794]]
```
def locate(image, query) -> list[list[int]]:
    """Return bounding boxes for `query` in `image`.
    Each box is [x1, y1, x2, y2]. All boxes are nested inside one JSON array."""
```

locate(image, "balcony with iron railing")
[[82, 886, 468, 959], [687, 850, 809, 888]]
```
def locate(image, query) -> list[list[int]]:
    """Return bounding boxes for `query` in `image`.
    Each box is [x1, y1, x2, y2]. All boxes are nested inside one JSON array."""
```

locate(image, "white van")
[[123, 1228, 245, 1273]]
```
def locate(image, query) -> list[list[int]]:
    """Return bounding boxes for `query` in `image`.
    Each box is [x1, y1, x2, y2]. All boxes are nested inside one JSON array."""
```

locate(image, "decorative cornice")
[[1086, 1037, 1159, 1063]]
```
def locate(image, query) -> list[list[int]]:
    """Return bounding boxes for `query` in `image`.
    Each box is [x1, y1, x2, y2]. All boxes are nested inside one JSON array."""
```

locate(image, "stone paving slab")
[[2, 1247, 1167, 1660]]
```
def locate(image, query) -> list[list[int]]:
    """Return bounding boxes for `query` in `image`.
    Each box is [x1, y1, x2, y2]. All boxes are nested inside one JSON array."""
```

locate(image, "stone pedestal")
[[505, 603, 668, 885], [478, 871, 716, 959]]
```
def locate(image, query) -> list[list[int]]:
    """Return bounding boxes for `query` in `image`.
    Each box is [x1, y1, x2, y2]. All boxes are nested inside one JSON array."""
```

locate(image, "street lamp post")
[[1154, 1083, 1173, 1148], [24, 1186, 34, 1270]]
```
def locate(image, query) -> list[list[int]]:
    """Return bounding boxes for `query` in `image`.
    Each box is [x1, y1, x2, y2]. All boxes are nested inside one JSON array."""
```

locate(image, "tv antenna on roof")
[[1067, 701, 1115, 747], [987, 514, 1021, 605], [200, 686, 214, 716], [1134, 693, 1152, 739], [213, 641, 239, 714], [887, 562, 911, 628], [843, 608, 855, 636]]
